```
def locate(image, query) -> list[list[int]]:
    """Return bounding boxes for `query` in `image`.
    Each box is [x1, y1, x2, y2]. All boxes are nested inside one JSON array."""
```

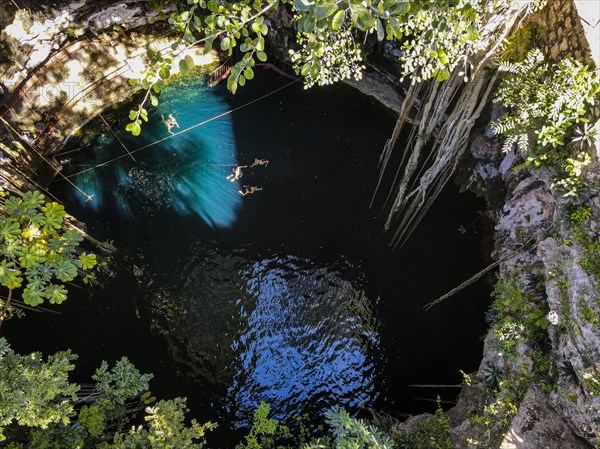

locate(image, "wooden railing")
[[208, 59, 232, 87]]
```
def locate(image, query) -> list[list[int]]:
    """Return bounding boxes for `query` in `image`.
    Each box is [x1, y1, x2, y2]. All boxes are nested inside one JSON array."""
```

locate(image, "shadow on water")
[[4, 69, 493, 443], [72, 73, 242, 229]]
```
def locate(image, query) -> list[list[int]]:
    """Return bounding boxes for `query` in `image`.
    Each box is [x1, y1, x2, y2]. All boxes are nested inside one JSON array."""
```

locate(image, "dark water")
[[4, 70, 491, 441]]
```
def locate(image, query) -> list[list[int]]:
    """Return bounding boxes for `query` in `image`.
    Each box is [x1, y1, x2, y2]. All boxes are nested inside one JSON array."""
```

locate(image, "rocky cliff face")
[[461, 114, 600, 447]]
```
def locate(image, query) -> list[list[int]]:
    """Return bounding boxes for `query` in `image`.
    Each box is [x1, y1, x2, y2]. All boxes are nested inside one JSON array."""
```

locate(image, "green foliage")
[[582, 368, 600, 396], [127, 0, 489, 134], [237, 402, 290, 449], [487, 276, 549, 358], [572, 226, 600, 280], [0, 191, 97, 310], [289, 0, 484, 85], [468, 375, 529, 447], [311, 407, 394, 449], [500, 23, 543, 62], [579, 297, 599, 326], [93, 357, 154, 407], [234, 404, 393, 449], [468, 273, 557, 446], [290, 27, 364, 88], [569, 206, 592, 226], [29, 422, 87, 449], [126, 48, 175, 135], [79, 404, 107, 438], [0, 348, 213, 448], [492, 49, 600, 199], [0, 338, 79, 441], [111, 398, 216, 449], [481, 360, 503, 388], [126, 0, 278, 134], [394, 400, 452, 449]]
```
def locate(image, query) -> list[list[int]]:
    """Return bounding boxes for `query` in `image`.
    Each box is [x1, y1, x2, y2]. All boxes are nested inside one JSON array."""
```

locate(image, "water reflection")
[[147, 243, 380, 425], [70, 77, 242, 228]]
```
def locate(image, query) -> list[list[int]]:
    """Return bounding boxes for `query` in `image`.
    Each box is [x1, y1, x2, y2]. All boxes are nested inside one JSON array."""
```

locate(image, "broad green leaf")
[[391, 2, 410, 15], [3, 196, 24, 218], [331, 10, 345, 30], [179, 58, 189, 75], [26, 278, 45, 293], [466, 24, 479, 41], [314, 3, 337, 21], [354, 9, 376, 31], [130, 122, 141, 136], [376, 18, 385, 41], [300, 62, 311, 76], [220, 37, 231, 51], [2, 239, 22, 258], [79, 253, 97, 270], [0, 261, 22, 289], [294, 0, 314, 12], [22, 191, 45, 210], [294, 0, 315, 11], [185, 55, 195, 69], [41, 202, 66, 230], [256, 37, 265, 52], [256, 51, 267, 62], [63, 230, 83, 246], [23, 288, 44, 306], [44, 284, 68, 305], [27, 264, 54, 284], [53, 260, 78, 282], [298, 15, 314, 33], [159, 66, 171, 80], [436, 68, 450, 82], [19, 244, 46, 269], [244, 67, 254, 80], [0, 219, 21, 241]]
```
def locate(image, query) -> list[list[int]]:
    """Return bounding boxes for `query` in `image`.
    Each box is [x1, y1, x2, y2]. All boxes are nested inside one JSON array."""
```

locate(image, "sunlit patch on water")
[[70, 75, 242, 228], [146, 243, 380, 426]]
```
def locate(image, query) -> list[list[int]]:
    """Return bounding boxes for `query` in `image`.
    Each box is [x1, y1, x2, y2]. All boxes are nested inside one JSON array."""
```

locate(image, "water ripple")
[[148, 243, 381, 425]]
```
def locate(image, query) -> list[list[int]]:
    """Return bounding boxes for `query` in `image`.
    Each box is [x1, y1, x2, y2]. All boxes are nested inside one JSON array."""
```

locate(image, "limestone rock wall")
[[534, 0, 596, 64]]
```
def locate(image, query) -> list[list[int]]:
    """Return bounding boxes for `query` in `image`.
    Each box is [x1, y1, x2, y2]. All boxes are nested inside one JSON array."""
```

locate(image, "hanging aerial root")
[[373, 0, 540, 249]]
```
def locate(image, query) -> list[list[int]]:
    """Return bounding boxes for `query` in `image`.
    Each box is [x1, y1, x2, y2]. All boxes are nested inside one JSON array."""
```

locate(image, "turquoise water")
[[74, 73, 242, 228]]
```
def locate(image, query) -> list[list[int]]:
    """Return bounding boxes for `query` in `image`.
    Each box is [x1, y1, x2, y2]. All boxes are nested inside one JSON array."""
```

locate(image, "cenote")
[[4, 70, 492, 443]]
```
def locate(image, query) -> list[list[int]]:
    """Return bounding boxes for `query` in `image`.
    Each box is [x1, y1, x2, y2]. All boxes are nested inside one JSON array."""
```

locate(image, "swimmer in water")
[[251, 158, 269, 167], [226, 165, 247, 182], [239, 186, 263, 196], [162, 114, 179, 135]]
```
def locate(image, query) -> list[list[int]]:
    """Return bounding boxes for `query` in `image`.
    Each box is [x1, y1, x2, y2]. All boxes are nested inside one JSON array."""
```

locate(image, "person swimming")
[[251, 158, 269, 167], [226, 165, 247, 182], [238, 185, 263, 196], [162, 114, 179, 135]]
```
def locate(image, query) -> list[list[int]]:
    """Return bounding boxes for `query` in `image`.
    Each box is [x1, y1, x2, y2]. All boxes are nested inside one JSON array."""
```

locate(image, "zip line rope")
[[0, 116, 94, 201], [63, 78, 300, 181], [99, 113, 137, 162]]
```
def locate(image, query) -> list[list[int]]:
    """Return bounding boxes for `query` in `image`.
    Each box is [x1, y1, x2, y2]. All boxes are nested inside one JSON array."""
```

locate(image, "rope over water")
[[0, 116, 94, 201], [61, 79, 300, 181]]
